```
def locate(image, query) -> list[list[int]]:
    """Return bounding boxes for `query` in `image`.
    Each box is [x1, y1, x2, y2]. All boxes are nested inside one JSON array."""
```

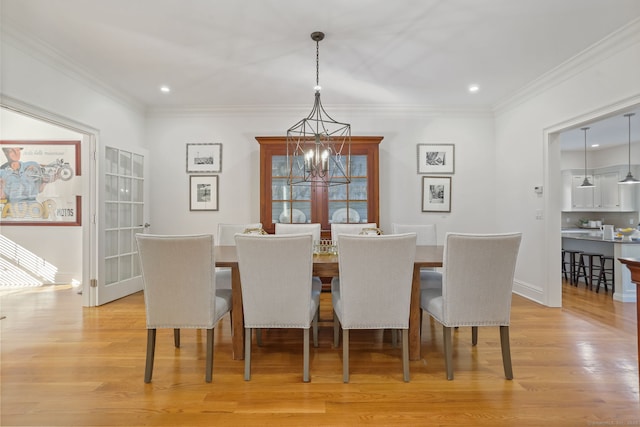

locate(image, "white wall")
[[494, 21, 640, 306], [1, 34, 147, 287], [145, 109, 497, 244]]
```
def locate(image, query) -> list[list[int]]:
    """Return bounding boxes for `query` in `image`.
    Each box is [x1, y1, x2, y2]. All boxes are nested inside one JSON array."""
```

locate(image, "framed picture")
[[417, 143, 455, 174], [186, 143, 222, 173], [422, 176, 451, 212], [0, 140, 82, 226], [190, 175, 219, 211]]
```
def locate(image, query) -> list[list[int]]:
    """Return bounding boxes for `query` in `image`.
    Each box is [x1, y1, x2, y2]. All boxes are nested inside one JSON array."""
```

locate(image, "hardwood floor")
[[1, 281, 638, 426]]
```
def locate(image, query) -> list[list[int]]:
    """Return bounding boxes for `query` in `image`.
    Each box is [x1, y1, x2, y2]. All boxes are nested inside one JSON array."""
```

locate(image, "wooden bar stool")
[[579, 252, 604, 290], [576, 252, 600, 288], [596, 256, 615, 294], [562, 249, 583, 284]]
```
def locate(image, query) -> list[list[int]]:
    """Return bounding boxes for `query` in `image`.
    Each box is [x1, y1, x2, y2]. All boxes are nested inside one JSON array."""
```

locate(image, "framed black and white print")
[[422, 176, 451, 212], [186, 143, 222, 173], [189, 175, 219, 211], [417, 143, 455, 174]]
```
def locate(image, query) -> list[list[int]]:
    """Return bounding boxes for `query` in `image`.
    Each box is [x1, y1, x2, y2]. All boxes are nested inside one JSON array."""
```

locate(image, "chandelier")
[[287, 31, 351, 187]]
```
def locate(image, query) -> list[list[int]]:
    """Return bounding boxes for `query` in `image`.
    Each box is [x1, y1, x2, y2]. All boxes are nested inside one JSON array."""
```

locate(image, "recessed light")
[[591, 144, 600, 148], [468, 84, 479, 93], [160, 85, 171, 93]]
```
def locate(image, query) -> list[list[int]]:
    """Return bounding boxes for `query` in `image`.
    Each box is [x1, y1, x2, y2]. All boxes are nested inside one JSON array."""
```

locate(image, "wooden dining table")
[[215, 245, 444, 361]]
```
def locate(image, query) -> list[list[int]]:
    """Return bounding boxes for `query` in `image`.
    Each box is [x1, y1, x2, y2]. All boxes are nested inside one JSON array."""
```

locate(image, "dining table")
[[214, 245, 444, 361]]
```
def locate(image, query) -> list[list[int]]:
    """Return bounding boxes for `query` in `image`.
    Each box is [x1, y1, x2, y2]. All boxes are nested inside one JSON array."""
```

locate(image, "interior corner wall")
[[145, 109, 497, 244], [494, 37, 640, 306], [1, 34, 147, 286]]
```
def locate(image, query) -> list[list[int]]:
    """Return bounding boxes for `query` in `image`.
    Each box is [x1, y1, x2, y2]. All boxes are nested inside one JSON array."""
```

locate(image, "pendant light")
[[618, 113, 639, 184], [286, 31, 351, 187], [579, 127, 595, 188]]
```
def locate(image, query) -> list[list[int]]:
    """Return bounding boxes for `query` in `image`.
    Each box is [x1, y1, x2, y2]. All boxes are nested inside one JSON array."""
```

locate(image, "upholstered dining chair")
[[235, 233, 320, 382], [391, 223, 442, 291], [330, 222, 377, 247], [420, 232, 522, 380], [332, 233, 417, 382], [215, 223, 262, 291], [275, 223, 323, 296], [135, 234, 231, 383]]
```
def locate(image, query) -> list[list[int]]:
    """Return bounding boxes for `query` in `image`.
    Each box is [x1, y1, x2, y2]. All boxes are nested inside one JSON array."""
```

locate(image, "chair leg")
[[402, 329, 410, 382], [343, 329, 349, 383], [443, 326, 454, 380], [256, 328, 263, 346], [144, 329, 156, 383], [313, 308, 319, 348], [244, 327, 252, 381], [174, 328, 180, 348], [472, 326, 478, 346], [391, 329, 398, 347], [205, 328, 214, 383], [333, 311, 340, 348], [500, 326, 513, 380], [303, 328, 310, 382]]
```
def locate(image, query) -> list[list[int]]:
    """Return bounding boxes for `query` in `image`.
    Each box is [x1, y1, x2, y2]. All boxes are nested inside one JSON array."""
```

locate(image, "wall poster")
[[0, 140, 81, 226]]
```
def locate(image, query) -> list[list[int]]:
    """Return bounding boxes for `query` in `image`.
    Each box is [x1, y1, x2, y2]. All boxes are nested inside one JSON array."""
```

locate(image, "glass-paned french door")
[[104, 147, 144, 285]]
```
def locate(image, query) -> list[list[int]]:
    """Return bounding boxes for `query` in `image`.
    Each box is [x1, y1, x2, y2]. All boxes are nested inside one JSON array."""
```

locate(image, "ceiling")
[[2, 0, 640, 148]]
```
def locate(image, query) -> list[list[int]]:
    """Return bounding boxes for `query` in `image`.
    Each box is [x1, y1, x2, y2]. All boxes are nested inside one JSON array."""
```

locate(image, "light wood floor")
[[1, 281, 638, 426]]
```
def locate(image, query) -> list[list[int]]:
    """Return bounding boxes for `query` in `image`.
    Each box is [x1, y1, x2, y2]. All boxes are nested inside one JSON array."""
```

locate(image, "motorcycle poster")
[[0, 140, 81, 226]]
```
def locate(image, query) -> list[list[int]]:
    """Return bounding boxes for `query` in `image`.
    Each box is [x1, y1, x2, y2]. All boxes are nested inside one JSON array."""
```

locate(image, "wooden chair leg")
[[144, 329, 156, 383], [342, 329, 350, 383], [313, 308, 319, 348], [303, 328, 310, 382], [402, 329, 410, 382], [472, 326, 478, 346], [173, 328, 180, 348], [333, 311, 340, 348], [244, 327, 252, 381], [256, 328, 262, 346], [500, 326, 513, 380], [205, 328, 214, 383], [443, 326, 454, 380]]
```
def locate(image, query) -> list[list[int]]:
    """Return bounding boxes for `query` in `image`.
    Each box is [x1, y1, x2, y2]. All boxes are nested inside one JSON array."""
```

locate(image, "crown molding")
[[146, 103, 494, 118], [1, 23, 145, 115], [494, 17, 640, 114]]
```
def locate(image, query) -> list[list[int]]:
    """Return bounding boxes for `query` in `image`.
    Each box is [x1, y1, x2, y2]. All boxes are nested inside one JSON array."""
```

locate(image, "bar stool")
[[562, 249, 583, 284], [575, 252, 596, 287], [577, 252, 603, 289], [596, 256, 615, 294]]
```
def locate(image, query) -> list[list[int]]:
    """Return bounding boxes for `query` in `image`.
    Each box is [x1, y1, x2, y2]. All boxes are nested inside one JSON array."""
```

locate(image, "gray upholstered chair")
[[235, 233, 319, 382], [330, 222, 378, 247], [135, 234, 231, 383], [275, 223, 323, 296], [421, 232, 522, 380], [332, 233, 417, 382], [215, 223, 263, 291], [391, 223, 442, 291]]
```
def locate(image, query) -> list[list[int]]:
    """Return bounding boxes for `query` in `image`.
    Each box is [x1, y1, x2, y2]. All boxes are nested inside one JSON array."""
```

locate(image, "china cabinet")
[[256, 136, 382, 236]]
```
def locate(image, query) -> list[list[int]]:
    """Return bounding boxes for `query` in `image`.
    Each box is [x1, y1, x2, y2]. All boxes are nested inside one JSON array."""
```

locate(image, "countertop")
[[561, 229, 640, 244]]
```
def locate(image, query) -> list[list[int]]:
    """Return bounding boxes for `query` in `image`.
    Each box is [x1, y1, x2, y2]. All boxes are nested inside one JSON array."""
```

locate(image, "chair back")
[[441, 232, 522, 326], [392, 223, 437, 245], [217, 223, 262, 245], [336, 233, 416, 329], [136, 234, 219, 329], [275, 223, 321, 243], [235, 233, 315, 328], [331, 223, 377, 245]]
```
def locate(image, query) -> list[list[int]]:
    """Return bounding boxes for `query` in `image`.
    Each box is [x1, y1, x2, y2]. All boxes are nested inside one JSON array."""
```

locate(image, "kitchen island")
[[562, 230, 640, 302]]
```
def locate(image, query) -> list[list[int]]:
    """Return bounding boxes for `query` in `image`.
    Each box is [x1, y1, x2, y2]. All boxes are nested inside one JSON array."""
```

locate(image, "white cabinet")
[[594, 171, 619, 209], [571, 175, 594, 209], [563, 168, 636, 212]]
